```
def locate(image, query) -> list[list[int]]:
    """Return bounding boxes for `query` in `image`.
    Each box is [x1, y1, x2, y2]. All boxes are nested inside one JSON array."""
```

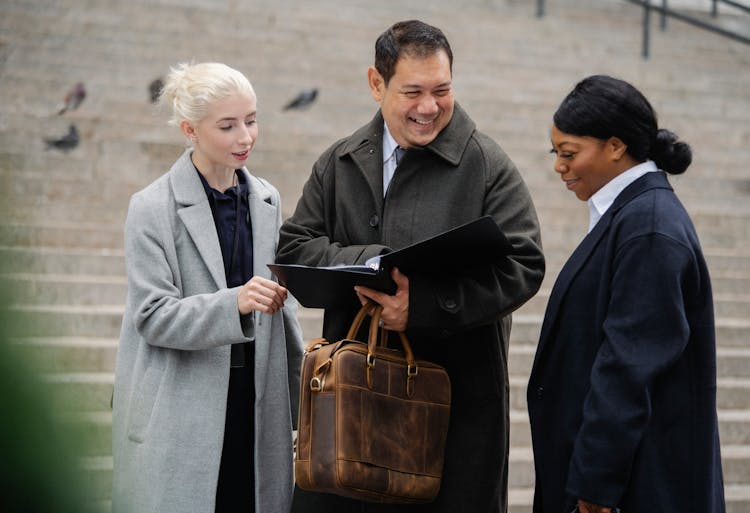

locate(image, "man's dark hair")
[[374, 20, 453, 85]]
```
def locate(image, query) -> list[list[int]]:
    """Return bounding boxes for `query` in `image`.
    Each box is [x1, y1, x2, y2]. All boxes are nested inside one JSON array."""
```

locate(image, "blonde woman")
[[112, 62, 304, 513]]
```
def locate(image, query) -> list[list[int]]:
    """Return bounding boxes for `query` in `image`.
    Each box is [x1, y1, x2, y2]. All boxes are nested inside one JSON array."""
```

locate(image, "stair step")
[[42, 372, 113, 412], [512, 409, 750, 447], [509, 314, 750, 347], [59, 411, 112, 457], [505, 445, 750, 488], [14, 337, 118, 373], [509, 376, 750, 411], [517, 288, 750, 317], [79, 455, 113, 501], [508, 484, 750, 512], [725, 445, 750, 485], [32, 357, 750, 414], [0, 222, 124, 249], [718, 411, 750, 445], [3, 259, 748, 311], [7, 304, 124, 338], [535, 248, 750, 276], [511, 344, 750, 380], [2, 273, 127, 306], [63, 414, 750, 503], [0, 246, 125, 275], [12, 306, 740, 360]]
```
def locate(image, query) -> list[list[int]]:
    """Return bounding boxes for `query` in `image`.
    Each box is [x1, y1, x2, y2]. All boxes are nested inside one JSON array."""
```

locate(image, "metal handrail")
[[535, 0, 750, 59], [713, 0, 750, 16], [627, 0, 750, 58]]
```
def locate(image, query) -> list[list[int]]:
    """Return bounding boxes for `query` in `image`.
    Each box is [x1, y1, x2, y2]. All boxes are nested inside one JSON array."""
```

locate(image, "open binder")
[[268, 216, 513, 308]]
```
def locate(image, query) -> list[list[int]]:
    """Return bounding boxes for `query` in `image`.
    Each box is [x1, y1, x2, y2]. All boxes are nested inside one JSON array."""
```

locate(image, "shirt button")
[[369, 214, 379, 228], [536, 386, 544, 398]]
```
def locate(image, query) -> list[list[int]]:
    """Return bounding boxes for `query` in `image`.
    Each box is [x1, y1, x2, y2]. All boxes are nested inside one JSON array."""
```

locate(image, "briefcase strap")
[[367, 306, 418, 397], [346, 302, 377, 339], [308, 303, 420, 397]]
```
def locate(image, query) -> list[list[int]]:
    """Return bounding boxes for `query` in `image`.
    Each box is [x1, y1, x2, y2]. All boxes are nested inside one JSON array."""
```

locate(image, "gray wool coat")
[[112, 149, 304, 513], [277, 104, 545, 513]]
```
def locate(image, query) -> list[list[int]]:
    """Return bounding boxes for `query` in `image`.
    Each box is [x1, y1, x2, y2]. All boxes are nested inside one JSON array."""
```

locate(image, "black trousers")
[[215, 345, 255, 513]]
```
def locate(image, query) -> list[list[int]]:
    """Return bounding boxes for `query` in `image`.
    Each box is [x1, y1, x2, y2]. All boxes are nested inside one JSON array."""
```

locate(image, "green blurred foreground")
[[0, 280, 89, 513]]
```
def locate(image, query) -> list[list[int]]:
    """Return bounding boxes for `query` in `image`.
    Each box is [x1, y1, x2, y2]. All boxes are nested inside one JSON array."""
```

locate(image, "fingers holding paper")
[[237, 276, 288, 315], [355, 267, 409, 332]]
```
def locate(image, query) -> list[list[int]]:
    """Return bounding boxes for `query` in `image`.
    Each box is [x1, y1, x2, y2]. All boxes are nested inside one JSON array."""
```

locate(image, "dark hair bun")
[[652, 129, 692, 175]]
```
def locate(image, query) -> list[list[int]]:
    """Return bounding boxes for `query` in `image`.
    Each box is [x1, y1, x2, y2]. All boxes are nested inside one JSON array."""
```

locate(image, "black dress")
[[197, 169, 256, 513]]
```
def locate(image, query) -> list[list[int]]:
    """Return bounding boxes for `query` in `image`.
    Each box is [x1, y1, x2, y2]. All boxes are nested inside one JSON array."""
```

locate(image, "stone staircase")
[[1, 0, 748, 511]]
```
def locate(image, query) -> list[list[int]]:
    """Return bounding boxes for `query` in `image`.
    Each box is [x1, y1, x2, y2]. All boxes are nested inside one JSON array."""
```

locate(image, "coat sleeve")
[[407, 146, 545, 336], [124, 190, 250, 350], [565, 233, 695, 506], [276, 150, 391, 267]]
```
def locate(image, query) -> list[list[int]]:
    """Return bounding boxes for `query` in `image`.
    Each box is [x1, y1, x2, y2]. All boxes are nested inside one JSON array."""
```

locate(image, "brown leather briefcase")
[[295, 304, 451, 503]]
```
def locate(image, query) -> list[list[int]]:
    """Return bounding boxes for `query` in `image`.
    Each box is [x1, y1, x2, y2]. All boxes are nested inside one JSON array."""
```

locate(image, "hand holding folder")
[[268, 216, 513, 308]]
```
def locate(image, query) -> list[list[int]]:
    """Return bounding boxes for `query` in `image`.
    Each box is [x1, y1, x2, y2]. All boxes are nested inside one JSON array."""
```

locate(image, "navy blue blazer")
[[527, 172, 725, 513]]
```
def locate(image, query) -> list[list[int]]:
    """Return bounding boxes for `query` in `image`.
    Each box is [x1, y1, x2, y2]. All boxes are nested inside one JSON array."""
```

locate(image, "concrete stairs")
[[1, 0, 748, 511]]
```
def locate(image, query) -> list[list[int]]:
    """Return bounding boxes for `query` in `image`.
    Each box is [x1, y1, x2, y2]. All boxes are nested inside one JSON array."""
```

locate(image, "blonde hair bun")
[[160, 62, 255, 126]]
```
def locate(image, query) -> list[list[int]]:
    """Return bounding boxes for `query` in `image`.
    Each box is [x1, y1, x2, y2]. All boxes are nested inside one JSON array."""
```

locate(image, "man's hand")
[[355, 267, 409, 332]]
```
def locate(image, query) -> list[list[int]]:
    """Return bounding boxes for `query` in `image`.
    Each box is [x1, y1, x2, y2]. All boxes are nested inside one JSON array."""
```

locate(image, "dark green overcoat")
[[278, 104, 545, 513]]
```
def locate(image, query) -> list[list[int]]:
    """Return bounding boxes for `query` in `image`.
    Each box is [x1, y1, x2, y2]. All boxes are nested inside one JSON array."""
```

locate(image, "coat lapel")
[[341, 103, 477, 210], [344, 113, 386, 203], [532, 216, 610, 368], [240, 169, 278, 394], [532, 172, 673, 371], [240, 169, 277, 279], [170, 150, 227, 289]]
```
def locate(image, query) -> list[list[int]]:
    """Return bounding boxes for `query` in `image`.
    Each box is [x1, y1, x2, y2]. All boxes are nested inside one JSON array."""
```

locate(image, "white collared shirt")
[[382, 124, 400, 197], [588, 160, 659, 232]]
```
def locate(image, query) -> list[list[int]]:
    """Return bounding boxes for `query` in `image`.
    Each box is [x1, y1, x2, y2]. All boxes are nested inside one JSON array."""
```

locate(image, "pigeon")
[[57, 82, 86, 115], [148, 77, 164, 103], [44, 125, 79, 152], [283, 88, 318, 111]]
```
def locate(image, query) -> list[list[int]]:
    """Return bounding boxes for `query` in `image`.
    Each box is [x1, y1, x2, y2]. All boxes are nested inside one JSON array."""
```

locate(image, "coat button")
[[369, 214, 379, 227], [444, 298, 457, 309], [536, 386, 544, 398]]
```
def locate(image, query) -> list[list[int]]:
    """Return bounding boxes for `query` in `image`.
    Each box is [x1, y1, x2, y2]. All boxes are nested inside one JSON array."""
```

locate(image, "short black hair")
[[554, 74, 691, 175], [374, 20, 453, 85]]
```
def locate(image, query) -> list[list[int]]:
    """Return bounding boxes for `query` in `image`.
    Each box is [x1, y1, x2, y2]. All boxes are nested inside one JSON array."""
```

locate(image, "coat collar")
[[169, 149, 277, 288], [338, 103, 476, 200], [532, 171, 673, 366], [339, 102, 476, 166]]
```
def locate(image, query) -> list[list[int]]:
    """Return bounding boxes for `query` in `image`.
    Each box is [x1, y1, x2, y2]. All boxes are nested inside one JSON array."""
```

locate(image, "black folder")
[[268, 216, 513, 308]]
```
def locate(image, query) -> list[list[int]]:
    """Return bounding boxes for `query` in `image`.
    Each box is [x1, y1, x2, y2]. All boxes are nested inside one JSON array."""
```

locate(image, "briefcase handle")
[[345, 302, 377, 339], [367, 305, 418, 397], [343, 302, 391, 350]]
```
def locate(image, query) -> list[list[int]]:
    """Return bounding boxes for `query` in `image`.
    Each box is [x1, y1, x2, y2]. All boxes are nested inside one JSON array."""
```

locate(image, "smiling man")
[[277, 20, 545, 513]]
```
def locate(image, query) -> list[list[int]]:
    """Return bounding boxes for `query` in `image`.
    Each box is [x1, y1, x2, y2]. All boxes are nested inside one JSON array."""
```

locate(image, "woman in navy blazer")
[[528, 75, 725, 513]]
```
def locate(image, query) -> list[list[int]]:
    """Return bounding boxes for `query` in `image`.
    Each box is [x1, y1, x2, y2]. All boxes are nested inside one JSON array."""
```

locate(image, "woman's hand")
[[237, 276, 288, 315]]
